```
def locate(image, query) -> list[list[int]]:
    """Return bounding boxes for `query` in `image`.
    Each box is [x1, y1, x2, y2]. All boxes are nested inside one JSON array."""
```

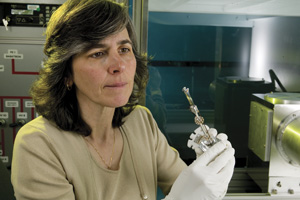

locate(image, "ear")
[[65, 77, 74, 90], [65, 77, 73, 86]]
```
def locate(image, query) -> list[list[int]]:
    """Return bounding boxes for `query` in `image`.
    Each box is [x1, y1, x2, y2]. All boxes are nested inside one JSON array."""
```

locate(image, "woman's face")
[[71, 28, 137, 109]]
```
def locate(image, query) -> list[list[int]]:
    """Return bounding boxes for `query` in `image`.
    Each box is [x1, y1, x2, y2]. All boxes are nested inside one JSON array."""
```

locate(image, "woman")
[[11, 0, 235, 199]]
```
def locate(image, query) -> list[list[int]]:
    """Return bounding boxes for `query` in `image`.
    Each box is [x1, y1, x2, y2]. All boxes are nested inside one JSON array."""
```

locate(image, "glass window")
[[146, 12, 252, 164]]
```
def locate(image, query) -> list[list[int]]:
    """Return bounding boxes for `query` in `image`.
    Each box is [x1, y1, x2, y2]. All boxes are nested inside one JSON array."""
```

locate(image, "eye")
[[91, 51, 104, 58], [120, 47, 131, 54]]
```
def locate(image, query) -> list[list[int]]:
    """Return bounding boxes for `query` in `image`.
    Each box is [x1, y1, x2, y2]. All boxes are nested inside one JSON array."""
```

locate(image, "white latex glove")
[[163, 140, 235, 200]]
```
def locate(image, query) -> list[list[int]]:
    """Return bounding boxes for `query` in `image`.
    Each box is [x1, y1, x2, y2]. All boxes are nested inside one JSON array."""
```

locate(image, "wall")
[[249, 17, 300, 92]]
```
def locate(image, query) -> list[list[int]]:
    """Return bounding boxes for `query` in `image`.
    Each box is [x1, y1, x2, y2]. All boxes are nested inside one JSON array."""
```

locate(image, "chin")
[[110, 98, 130, 108]]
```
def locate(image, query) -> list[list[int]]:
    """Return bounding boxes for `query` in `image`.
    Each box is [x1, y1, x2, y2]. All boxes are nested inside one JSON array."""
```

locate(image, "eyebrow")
[[90, 39, 133, 49], [118, 39, 133, 46]]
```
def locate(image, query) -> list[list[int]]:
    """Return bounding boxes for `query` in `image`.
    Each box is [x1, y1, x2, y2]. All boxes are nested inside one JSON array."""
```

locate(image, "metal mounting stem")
[[182, 87, 212, 140]]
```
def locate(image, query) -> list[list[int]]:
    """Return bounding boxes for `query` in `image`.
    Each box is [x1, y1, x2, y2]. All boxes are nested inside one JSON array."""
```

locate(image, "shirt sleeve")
[[11, 124, 75, 200], [142, 107, 187, 195]]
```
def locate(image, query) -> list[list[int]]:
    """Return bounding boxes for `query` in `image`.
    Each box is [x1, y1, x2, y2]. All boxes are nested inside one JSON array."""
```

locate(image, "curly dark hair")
[[30, 0, 148, 136]]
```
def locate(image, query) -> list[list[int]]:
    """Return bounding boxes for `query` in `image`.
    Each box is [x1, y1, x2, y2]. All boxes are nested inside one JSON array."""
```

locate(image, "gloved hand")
[[188, 126, 230, 157], [163, 140, 235, 200]]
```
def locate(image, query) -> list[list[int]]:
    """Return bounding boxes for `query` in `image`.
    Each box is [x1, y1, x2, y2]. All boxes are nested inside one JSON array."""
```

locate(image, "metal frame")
[[131, 0, 148, 54]]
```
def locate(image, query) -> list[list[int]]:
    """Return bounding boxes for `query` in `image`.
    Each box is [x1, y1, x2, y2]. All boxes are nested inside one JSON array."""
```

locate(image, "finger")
[[217, 133, 233, 148], [208, 147, 235, 173], [208, 128, 217, 138], [217, 157, 236, 184], [193, 141, 227, 167], [216, 133, 228, 141], [224, 140, 232, 148]]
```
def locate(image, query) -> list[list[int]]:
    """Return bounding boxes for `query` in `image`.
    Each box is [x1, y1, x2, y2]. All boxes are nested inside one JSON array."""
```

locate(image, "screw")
[[271, 189, 277, 194], [277, 182, 282, 187], [288, 189, 294, 194]]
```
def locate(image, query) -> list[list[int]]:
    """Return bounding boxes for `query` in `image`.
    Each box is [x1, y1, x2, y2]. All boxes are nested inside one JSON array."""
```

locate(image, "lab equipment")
[[182, 87, 219, 152], [247, 92, 300, 198], [213, 76, 274, 163], [0, 1, 63, 167]]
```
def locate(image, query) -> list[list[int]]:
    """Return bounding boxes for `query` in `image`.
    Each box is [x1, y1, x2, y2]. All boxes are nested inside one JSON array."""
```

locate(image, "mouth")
[[104, 82, 128, 88]]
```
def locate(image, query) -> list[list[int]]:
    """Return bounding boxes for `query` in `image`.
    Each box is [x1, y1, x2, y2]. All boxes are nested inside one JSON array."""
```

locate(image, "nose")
[[108, 53, 126, 74]]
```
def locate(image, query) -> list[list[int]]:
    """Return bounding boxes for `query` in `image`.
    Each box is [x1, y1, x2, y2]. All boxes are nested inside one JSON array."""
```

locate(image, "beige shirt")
[[11, 106, 187, 200]]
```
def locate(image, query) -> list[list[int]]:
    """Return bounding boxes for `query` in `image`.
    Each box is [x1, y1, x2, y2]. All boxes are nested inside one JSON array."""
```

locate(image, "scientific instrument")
[[182, 87, 219, 152]]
